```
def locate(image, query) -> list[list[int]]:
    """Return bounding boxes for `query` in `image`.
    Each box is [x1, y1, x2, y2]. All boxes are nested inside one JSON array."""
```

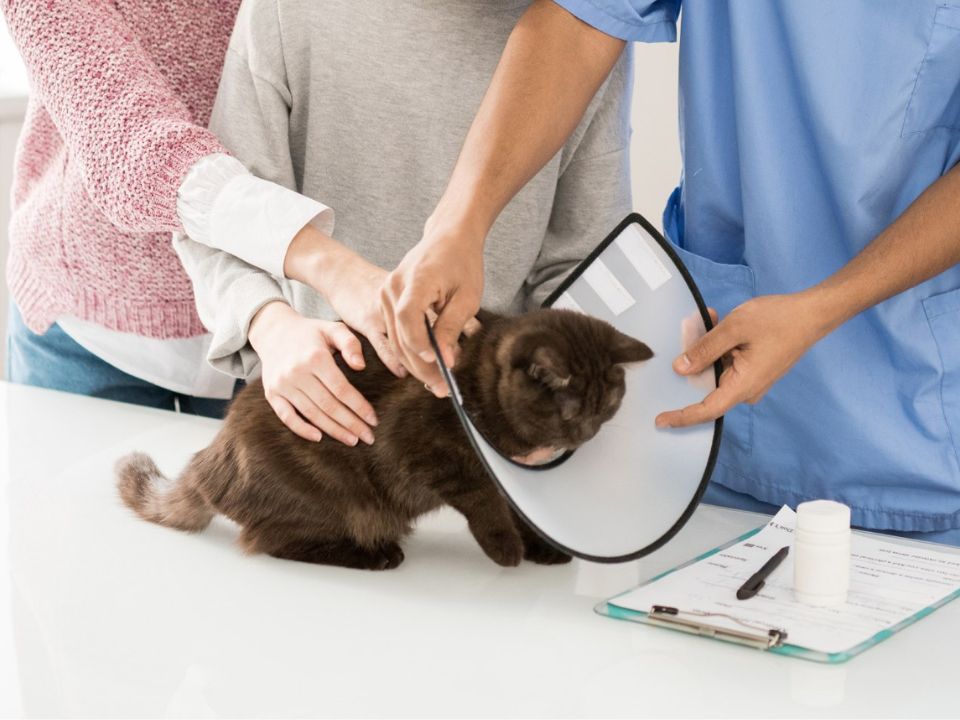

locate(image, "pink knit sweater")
[[4, 0, 241, 338]]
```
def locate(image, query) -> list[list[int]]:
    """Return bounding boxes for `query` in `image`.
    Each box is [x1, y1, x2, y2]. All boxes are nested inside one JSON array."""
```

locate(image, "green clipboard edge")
[[594, 523, 960, 664]]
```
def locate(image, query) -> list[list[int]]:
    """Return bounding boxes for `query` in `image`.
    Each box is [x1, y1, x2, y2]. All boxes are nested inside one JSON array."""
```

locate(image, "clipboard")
[[595, 516, 960, 664]]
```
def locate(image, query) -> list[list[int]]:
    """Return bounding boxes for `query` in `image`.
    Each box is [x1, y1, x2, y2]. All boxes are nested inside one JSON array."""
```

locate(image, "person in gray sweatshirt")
[[174, 0, 633, 445]]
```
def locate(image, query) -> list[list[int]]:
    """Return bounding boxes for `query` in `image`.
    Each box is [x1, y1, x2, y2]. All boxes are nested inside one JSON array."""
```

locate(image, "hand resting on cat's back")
[[115, 309, 652, 571]]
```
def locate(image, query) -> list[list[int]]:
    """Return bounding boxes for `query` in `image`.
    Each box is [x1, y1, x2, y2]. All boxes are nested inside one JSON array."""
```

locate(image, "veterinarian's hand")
[[380, 217, 485, 396], [249, 302, 379, 445], [283, 226, 406, 379], [655, 294, 829, 428]]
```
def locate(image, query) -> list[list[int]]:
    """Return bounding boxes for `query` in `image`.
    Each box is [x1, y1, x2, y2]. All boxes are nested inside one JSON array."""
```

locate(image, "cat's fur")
[[116, 309, 652, 570]]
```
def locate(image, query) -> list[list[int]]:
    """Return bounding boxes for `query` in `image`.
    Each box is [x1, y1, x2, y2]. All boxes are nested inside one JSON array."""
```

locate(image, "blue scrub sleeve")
[[551, 0, 679, 42]]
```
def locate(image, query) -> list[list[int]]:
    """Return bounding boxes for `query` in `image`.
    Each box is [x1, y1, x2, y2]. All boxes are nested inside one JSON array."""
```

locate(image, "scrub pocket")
[[923, 287, 960, 463], [667, 239, 757, 457], [902, 4, 960, 137]]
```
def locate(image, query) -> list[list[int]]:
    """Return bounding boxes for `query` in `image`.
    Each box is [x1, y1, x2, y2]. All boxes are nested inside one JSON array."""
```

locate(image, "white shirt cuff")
[[177, 153, 335, 278]]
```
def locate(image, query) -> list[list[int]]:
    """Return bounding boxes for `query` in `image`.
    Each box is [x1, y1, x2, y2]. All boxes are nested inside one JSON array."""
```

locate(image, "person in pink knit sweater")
[[2, 0, 400, 434]]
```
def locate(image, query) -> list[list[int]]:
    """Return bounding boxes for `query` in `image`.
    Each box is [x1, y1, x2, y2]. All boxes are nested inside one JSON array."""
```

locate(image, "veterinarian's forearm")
[[802, 163, 960, 336], [428, 0, 625, 243]]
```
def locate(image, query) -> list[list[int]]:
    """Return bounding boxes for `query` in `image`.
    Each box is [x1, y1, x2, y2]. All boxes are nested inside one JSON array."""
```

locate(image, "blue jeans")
[[703, 480, 960, 546], [6, 304, 232, 419]]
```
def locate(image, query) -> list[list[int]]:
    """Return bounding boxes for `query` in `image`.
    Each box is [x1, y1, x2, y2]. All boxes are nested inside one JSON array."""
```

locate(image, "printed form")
[[611, 506, 960, 654]]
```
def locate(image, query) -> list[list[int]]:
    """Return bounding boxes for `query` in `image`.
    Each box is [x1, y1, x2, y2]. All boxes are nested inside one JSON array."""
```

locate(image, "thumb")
[[325, 323, 365, 370], [675, 321, 735, 375], [432, 291, 479, 368]]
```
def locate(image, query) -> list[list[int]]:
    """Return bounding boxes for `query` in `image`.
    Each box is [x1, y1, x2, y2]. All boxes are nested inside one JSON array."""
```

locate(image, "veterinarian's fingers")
[[395, 284, 437, 364], [703, 308, 734, 369], [444, 316, 482, 366], [268, 395, 323, 442], [433, 293, 477, 368], [674, 319, 737, 375], [655, 380, 741, 428], [393, 287, 448, 388], [381, 282, 429, 377], [314, 353, 379, 430], [324, 323, 365, 370], [382, 282, 445, 392], [400, 329, 447, 394], [369, 332, 407, 378], [289, 386, 364, 447]]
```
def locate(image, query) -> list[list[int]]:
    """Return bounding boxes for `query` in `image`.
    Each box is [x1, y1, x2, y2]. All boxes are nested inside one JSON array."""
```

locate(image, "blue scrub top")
[[555, 0, 960, 532]]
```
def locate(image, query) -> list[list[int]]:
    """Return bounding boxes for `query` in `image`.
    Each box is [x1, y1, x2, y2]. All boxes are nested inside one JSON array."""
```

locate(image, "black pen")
[[736, 545, 790, 600]]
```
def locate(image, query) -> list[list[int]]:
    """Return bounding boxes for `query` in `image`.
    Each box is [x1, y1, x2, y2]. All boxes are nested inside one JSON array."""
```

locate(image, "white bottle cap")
[[796, 500, 851, 534]]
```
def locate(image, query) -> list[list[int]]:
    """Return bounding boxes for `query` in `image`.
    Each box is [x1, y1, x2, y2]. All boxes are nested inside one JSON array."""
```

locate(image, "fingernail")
[[419, 350, 436, 363], [674, 354, 691, 372], [350, 354, 365, 367], [361, 430, 375, 445], [365, 412, 378, 426], [313, 432, 323, 442], [655, 416, 670, 429], [346, 434, 359, 446]]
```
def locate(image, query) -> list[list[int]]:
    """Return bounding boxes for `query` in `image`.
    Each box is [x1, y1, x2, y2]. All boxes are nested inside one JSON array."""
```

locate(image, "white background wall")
[[0, 23, 681, 381], [629, 42, 681, 228]]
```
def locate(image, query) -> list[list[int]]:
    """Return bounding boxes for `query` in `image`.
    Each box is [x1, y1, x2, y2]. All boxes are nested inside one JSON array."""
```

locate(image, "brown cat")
[[116, 309, 652, 570]]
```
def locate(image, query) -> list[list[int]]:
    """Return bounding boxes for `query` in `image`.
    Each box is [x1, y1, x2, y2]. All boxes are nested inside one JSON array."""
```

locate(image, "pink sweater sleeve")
[[2, 0, 227, 233]]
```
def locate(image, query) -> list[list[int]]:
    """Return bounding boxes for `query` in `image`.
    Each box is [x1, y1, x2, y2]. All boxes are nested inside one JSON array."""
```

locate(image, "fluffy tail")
[[116, 452, 215, 532]]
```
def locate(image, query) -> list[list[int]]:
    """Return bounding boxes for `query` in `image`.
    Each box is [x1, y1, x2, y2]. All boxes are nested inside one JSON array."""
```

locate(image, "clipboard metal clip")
[[648, 605, 788, 651]]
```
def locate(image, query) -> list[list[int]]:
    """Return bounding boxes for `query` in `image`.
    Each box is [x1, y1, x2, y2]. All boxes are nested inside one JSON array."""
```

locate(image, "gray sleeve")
[[525, 147, 632, 308], [174, 0, 298, 377], [524, 47, 634, 308], [173, 234, 287, 378]]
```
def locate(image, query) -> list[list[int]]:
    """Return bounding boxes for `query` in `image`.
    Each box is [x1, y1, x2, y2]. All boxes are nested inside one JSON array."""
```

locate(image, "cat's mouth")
[[511, 446, 568, 466]]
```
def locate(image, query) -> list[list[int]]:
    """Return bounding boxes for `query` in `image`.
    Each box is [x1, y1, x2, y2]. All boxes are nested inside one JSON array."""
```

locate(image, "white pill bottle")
[[793, 500, 851, 606]]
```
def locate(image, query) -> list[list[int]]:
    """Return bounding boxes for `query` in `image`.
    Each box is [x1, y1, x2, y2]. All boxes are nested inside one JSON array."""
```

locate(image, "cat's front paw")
[[524, 537, 572, 565], [478, 528, 524, 567]]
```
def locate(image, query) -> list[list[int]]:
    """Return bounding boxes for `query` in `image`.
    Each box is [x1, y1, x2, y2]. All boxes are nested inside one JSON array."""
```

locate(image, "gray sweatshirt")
[[175, 0, 633, 378]]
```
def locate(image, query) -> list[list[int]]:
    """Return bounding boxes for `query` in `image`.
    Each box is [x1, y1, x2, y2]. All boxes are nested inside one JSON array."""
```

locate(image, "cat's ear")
[[527, 346, 571, 391], [610, 330, 654, 365]]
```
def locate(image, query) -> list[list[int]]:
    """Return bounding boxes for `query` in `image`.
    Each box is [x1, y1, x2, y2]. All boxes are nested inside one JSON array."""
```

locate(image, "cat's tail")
[[115, 452, 215, 532]]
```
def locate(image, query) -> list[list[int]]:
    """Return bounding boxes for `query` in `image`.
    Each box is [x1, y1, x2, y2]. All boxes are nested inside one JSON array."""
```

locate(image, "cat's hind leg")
[[266, 537, 405, 570]]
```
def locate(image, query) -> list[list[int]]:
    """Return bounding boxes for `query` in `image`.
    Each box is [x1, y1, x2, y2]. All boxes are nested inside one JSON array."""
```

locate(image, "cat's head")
[[490, 309, 653, 461]]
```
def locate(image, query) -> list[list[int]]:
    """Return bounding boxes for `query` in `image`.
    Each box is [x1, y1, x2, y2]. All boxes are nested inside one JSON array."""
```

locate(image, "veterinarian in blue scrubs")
[[383, 1, 960, 544]]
